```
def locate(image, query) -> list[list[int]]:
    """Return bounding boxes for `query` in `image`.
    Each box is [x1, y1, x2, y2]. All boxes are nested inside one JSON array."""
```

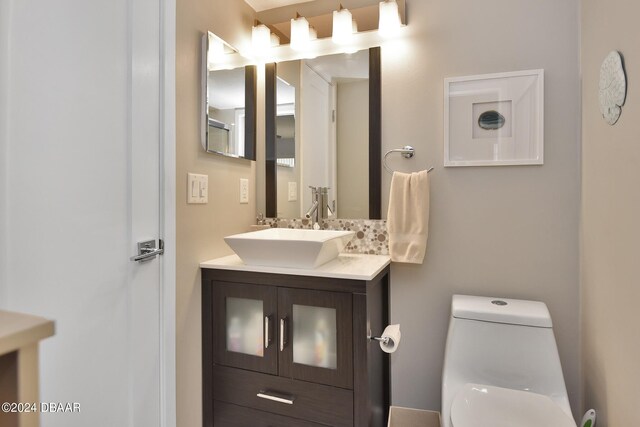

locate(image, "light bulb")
[[251, 24, 272, 57], [332, 6, 355, 45], [379, 0, 402, 38], [290, 15, 311, 51]]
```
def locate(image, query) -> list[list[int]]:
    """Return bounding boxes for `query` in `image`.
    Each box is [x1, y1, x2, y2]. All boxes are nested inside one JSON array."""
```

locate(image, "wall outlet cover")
[[240, 178, 249, 204], [288, 182, 298, 202], [187, 173, 208, 204]]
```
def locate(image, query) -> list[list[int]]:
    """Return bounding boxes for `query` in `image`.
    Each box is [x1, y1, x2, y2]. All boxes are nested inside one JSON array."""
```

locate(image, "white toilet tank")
[[441, 295, 572, 427]]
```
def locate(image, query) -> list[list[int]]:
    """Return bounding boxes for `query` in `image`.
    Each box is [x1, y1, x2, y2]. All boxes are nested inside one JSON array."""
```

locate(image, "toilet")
[[441, 295, 576, 427]]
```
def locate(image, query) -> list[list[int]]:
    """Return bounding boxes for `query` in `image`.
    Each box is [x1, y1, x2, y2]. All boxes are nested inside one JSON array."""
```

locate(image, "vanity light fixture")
[[290, 13, 316, 51], [251, 22, 270, 53], [378, 0, 402, 37], [242, 1, 406, 63], [332, 4, 357, 46], [251, 21, 279, 58]]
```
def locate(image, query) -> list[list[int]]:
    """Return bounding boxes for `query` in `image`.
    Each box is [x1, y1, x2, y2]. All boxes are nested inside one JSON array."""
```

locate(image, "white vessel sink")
[[224, 228, 355, 269]]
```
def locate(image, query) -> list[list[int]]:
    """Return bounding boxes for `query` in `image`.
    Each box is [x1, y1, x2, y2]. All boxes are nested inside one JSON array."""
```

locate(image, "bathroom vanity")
[[201, 254, 391, 427]]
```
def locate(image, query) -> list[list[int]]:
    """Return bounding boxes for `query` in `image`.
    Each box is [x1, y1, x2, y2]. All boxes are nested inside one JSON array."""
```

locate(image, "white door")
[[1, 0, 175, 426]]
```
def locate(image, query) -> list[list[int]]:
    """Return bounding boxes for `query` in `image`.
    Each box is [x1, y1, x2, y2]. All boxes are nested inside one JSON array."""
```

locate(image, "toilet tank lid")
[[451, 295, 552, 328]]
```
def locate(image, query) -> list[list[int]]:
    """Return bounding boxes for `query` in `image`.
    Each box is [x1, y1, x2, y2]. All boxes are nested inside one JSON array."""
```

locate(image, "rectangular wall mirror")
[[262, 47, 381, 219], [202, 32, 257, 160]]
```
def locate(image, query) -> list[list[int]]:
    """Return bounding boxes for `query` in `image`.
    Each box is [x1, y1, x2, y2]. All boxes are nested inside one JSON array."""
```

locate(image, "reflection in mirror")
[[207, 68, 245, 155], [275, 69, 299, 218], [202, 32, 256, 160], [276, 115, 295, 168], [264, 48, 379, 220]]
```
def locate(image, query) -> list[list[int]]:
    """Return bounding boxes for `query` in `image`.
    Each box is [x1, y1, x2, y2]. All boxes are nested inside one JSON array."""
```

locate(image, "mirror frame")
[[201, 33, 257, 161], [264, 46, 382, 219]]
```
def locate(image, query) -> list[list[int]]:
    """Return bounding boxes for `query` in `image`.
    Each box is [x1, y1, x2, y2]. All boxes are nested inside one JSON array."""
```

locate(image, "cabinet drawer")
[[214, 366, 353, 427], [214, 401, 326, 427]]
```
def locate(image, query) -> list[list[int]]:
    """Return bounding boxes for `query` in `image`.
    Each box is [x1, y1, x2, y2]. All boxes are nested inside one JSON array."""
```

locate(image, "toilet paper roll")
[[379, 324, 401, 353]]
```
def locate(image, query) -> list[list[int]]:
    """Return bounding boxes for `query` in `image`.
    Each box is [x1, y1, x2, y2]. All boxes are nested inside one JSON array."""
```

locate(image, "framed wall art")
[[444, 69, 544, 167]]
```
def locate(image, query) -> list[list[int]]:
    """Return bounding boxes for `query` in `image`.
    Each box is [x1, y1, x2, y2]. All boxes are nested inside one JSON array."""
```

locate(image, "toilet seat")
[[450, 383, 576, 427]]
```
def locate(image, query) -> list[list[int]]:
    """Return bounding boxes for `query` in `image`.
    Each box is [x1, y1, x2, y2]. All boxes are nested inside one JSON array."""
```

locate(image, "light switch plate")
[[187, 173, 208, 204], [288, 182, 297, 202], [239, 178, 249, 204]]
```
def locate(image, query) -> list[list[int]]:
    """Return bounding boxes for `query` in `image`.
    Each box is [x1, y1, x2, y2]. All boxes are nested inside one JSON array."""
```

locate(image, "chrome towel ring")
[[383, 145, 434, 174]]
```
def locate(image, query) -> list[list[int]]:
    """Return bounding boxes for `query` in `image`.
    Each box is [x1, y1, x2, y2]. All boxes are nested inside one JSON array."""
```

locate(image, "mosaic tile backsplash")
[[263, 218, 389, 256]]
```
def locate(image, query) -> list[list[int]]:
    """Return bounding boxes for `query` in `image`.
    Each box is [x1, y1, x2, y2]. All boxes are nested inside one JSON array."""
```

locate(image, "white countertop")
[[200, 253, 391, 281]]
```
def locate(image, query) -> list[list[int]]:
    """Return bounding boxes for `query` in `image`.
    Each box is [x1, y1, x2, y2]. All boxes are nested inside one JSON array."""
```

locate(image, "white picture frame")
[[444, 69, 544, 167]]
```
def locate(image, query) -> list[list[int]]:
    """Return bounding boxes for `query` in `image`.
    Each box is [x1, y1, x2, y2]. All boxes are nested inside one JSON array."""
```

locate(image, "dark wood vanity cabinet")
[[202, 266, 390, 427]]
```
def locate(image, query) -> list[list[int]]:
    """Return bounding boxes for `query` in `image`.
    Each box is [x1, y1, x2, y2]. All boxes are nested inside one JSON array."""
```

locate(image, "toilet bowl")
[[441, 295, 575, 427]]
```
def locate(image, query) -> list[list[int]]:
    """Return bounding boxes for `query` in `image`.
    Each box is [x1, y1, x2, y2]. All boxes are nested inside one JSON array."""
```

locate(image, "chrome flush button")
[[491, 300, 507, 306]]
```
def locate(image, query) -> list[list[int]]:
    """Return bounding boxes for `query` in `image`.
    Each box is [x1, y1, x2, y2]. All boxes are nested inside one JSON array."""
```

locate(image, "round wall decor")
[[599, 51, 627, 125]]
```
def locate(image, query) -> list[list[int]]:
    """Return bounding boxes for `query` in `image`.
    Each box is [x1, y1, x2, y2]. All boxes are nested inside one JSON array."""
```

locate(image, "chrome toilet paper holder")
[[371, 336, 391, 345], [368, 332, 391, 345]]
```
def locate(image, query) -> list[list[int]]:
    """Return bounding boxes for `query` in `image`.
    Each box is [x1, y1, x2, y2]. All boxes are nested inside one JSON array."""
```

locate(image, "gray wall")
[[382, 0, 581, 417], [277, 165, 299, 218], [581, 0, 640, 425], [337, 80, 369, 219]]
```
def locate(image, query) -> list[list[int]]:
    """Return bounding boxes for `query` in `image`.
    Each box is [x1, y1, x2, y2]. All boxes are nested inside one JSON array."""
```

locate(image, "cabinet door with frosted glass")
[[278, 288, 353, 389], [213, 282, 278, 375]]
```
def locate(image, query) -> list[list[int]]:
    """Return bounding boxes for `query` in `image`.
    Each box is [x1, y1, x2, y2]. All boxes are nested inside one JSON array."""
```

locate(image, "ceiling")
[[243, 0, 314, 12]]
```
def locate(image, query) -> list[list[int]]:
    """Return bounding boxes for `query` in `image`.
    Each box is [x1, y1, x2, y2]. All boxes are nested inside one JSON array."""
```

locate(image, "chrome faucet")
[[304, 200, 319, 221], [305, 186, 331, 228]]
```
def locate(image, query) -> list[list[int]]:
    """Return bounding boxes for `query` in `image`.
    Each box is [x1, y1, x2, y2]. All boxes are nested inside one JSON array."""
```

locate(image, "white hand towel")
[[387, 170, 430, 264]]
